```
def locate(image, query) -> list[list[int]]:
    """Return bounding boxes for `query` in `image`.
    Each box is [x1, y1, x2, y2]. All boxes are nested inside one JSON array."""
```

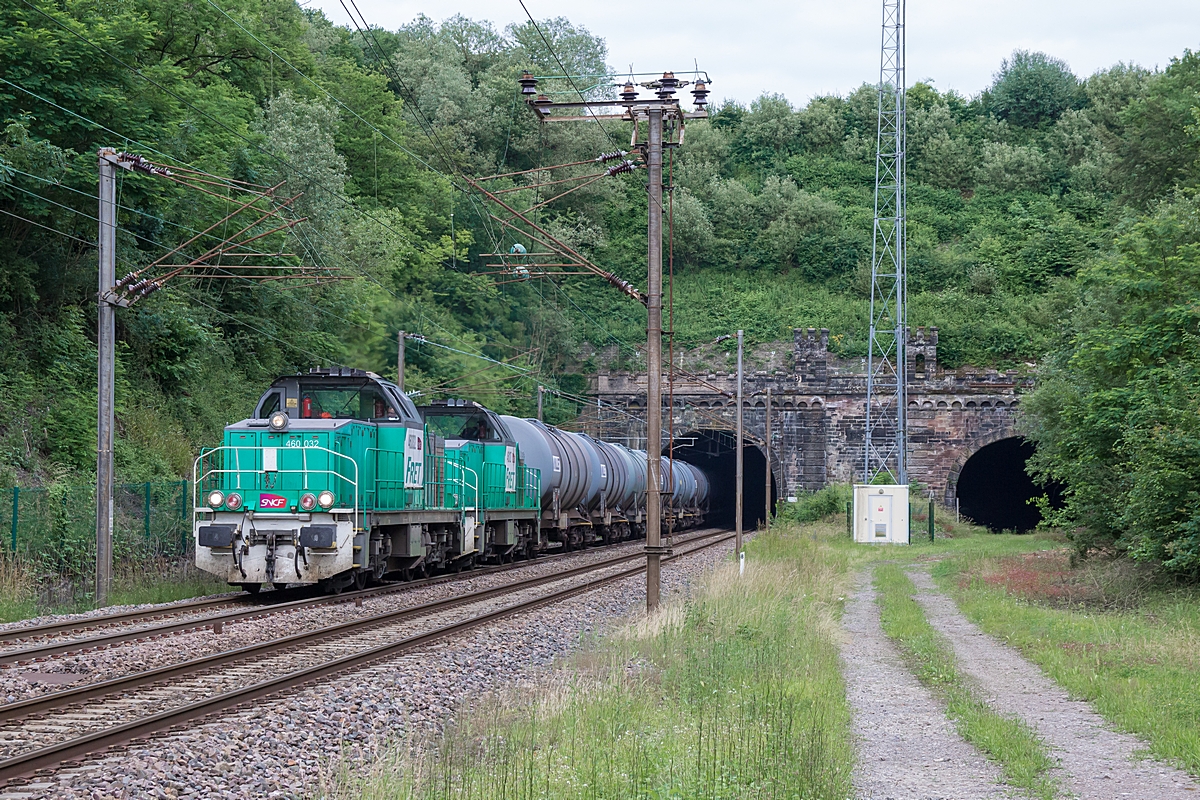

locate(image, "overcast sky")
[[311, 0, 1200, 107]]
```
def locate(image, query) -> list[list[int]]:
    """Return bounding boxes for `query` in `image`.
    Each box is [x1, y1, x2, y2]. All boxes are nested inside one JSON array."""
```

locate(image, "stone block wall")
[[587, 327, 1029, 502]]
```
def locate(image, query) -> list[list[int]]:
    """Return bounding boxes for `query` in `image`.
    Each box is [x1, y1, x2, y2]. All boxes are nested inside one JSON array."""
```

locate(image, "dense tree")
[[1022, 192, 1200, 577], [988, 50, 1079, 128], [1115, 50, 1200, 206]]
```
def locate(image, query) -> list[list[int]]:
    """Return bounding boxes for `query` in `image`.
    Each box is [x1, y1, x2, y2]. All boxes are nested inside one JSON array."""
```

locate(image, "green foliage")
[[1022, 192, 1200, 578], [988, 50, 1080, 128], [776, 483, 851, 523], [1116, 50, 1200, 207]]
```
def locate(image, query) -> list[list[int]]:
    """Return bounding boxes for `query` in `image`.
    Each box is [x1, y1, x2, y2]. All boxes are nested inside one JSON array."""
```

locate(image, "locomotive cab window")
[[296, 382, 400, 421], [423, 412, 501, 442], [255, 390, 283, 419]]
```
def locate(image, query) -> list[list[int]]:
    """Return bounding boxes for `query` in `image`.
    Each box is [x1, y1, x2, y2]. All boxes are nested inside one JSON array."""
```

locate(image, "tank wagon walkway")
[[841, 564, 1200, 800]]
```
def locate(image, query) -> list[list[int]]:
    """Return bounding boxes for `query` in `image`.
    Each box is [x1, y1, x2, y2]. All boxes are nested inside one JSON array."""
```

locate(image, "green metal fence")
[[0, 482, 191, 578]]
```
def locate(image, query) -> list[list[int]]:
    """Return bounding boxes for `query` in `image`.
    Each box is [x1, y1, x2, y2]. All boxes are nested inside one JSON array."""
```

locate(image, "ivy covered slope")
[[571, 51, 1200, 369], [0, 3, 613, 487]]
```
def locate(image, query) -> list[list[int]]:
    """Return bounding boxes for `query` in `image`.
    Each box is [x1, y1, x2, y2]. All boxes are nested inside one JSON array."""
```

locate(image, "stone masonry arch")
[[588, 326, 1031, 502], [941, 422, 1020, 507]]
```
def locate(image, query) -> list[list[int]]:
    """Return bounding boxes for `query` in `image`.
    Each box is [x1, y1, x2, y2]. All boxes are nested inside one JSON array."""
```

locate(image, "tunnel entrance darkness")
[[955, 437, 1063, 532], [667, 429, 777, 530]]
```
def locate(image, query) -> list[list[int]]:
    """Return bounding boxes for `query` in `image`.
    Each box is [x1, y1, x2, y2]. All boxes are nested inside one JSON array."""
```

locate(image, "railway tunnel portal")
[[579, 327, 1054, 527]]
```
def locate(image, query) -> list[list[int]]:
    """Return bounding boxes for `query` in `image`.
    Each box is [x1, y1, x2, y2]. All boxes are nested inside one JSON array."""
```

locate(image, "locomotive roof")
[[255, 367, 421, 424]]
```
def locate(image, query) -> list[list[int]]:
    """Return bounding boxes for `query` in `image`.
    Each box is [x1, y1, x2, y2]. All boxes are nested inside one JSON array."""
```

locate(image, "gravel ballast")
[[908, 566, 1200, 800], [0, 537, 734, 799], [841, 567, 1008, 800], [0, 538, 669, 705]]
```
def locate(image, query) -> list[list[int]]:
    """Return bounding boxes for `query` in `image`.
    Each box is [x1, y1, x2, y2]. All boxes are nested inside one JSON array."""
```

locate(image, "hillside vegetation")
[[1, 4, 1199, 574]]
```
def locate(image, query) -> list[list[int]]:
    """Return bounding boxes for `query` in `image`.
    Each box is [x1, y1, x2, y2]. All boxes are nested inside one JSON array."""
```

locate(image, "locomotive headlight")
[[299, 492, 317, 511], [317, 490, 335, 510], [206, 490, 225, 509], [268, 411, 289, 432], [225, 492, 243, 511]]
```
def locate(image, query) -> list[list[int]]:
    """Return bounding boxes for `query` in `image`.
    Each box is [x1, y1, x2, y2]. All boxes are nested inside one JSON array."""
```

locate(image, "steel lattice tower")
[[864, 0, 907, 484]]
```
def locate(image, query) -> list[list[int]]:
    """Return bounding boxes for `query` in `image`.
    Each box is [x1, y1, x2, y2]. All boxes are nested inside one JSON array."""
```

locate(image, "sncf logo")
[[259, 493, 287, 509]]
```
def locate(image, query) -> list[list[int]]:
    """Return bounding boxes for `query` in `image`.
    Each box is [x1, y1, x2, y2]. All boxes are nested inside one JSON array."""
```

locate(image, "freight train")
[[193, 368, 709, 592]]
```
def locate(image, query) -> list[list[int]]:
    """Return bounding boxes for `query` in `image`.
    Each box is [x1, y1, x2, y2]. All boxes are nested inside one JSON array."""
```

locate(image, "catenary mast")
[[864, 0, 908, 484]]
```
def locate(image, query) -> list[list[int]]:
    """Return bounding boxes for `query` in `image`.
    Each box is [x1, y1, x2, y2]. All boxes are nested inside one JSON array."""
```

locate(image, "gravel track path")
[[842, 566, 1008, 800], [908, 566, 1200, 800], [0, 539, 658, 705], [0, 539, 733, 799]]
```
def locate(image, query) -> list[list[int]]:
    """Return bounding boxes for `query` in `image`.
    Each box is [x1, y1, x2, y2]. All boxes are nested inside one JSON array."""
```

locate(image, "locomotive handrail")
[[524, 465, 541, 510], [452, 463, 480, 513], [364, 446, 410, 512], [192, 445, 360, 531]]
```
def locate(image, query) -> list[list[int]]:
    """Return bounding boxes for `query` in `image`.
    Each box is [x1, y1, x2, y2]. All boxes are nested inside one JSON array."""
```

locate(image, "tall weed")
[[330, 523, 856, 799]]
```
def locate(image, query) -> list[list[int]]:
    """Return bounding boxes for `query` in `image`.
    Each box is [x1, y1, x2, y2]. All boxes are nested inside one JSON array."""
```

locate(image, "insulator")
[[601, 271, 645, 305], [620, 82, 638, 102], [116, 151, 171, 177], [595, 150, 628, 163], [656, 71, 678, 100], [518, 71, 538, 95], [606, 160, 637, 177]]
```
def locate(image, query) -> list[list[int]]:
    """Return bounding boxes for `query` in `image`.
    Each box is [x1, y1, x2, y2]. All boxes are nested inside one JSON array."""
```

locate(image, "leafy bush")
[[1022, 192, 1200, 579], [776, 483, 852, 523]]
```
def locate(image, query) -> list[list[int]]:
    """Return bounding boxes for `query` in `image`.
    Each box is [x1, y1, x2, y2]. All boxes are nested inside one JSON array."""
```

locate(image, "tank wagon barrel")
[[192, 369, 712, 593]]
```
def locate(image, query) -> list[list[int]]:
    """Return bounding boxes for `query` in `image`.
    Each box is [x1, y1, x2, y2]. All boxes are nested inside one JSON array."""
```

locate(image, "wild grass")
[[329, 521, 857, 800], [874, 563, 1058, 799], [0, 557, 36, 622], [107, 559, 230, 607], [0, 556, 229, 620], [775, 483, 852, 524], [937, 551, 1200, 776]]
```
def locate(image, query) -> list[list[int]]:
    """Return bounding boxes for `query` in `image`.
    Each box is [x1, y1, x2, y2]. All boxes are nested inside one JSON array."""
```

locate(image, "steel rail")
[[0, 531, 696, 661], [0, 528, 728, 724], [0, 595, 258, 647], [0, 530, 733, 786]]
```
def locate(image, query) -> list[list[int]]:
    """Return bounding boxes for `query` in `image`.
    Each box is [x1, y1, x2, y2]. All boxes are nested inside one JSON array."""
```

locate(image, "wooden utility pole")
[[735, 329, 744, 554], [537, 385, 544, 421], [96, 149, 118, 607], [397, 330, 406, 392], [517, 70, 709, 612], [765, 387, 771, 530], [644, 106, 665, 610]]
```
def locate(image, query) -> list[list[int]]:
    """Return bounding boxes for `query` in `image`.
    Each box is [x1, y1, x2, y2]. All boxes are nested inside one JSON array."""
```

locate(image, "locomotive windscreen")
[[294, 382, 400, 421], [423, 412, 502, 442]]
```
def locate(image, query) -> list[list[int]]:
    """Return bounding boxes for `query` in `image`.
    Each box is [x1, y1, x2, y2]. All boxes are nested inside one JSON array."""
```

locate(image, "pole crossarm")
[[97, 152, 337, 306], [466, 176, 647, 305], [512, 69, 711, 611]]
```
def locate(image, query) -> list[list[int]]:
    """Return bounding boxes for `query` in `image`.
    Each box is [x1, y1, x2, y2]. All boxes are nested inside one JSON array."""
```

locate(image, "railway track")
[[0, 528, 733, 787], [0, 533, 690, 665], [0, 594, 256, 649]]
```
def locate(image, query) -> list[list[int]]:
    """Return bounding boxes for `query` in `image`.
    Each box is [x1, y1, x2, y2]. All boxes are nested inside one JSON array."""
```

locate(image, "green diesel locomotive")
[[193, 368, 709, 592]]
